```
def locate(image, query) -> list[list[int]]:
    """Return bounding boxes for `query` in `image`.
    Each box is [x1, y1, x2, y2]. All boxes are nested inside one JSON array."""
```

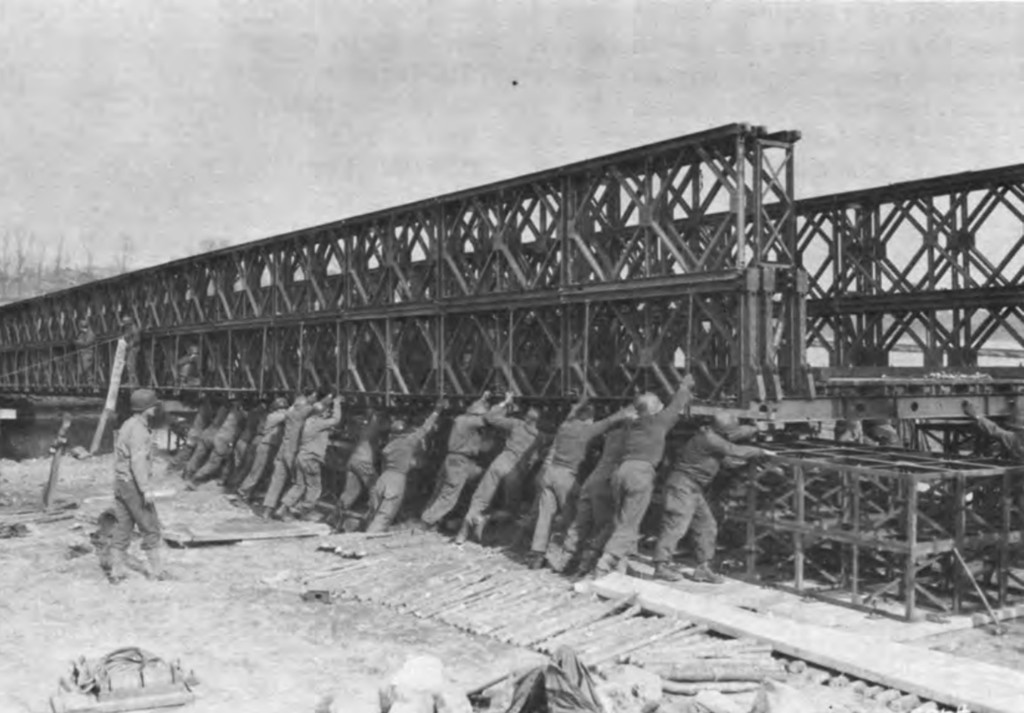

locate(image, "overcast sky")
[[1, 0, 1022, 269]]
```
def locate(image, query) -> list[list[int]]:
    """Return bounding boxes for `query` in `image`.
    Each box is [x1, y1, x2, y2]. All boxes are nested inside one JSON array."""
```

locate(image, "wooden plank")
[[590, 573, 1024, 713], [163, 519, 329, 545]]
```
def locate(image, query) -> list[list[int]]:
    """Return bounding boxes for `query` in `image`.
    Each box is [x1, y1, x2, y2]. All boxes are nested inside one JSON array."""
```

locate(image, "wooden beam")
[[589, 573, 1024, 713]]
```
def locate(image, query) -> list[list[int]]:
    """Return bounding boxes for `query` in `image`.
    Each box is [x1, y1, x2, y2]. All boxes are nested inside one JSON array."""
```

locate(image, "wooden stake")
[[90, 339, 127, 454], [42, 412, 72, 510]]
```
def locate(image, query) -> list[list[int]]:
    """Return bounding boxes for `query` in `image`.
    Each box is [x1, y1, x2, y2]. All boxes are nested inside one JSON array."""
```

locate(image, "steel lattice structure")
[[798, 164, 1024, 368], [740, 441, 1024, 620], [0, 123, 807, 408]]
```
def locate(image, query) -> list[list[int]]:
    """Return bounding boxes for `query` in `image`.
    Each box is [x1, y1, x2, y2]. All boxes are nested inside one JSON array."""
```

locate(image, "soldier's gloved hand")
[[962, 401, 978, 418], [759, 448, 777, 459], [681, 373, 696, 391], [143, 489, 157, 505]]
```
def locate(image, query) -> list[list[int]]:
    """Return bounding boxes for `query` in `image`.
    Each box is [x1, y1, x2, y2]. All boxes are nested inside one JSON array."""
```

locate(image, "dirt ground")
[[0, 451, 543, 713]]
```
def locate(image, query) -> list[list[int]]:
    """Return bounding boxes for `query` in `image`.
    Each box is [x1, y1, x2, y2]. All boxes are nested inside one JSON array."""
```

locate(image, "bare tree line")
[[0, 228, 135, 303], [0, 229, 236, 303]]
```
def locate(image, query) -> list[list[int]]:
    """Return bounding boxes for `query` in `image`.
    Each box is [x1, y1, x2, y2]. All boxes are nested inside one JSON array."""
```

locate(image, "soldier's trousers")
[[339, 459, 377, 510], [653, 475, 717, 565], [602, 460, 656, 561], [463, 452, 518, 525], [184, 439, 213, 478], [112, 479, 162, 552], [420, 453, 484, 525], [237, 443, 277, 497], [280, 454, 323, 511], [171, 438, 198, 470], [561, 467, 616, 559], [192, 437, 233, 484], [263, 456, 295, 510], [530, 464, 577, 554], [124, 347, 140, 386], [366, 469, 407, 532]]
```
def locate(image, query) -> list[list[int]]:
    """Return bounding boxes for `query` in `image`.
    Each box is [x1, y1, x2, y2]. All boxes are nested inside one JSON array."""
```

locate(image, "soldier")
[[262, 393, 317, 514], [549, 422, 630, 576], [74, 318, 96, 386], [183, 404, 227, 478], [594, 376, 695, 577], [366, 402, 444, 532], [109, 389, 171, 583], [226, 404, 265, 489], [338, 411, 384, 511], [963, 400, 1024, 460], [527, 399, 635, 569], [121, 315, 142, 387], [418, 392, 494, 530], [651, 413, 771, 583], [236, 397, 289, 513], [176, 344, 201, 389], [455, 393, 541, 545], [188, 402, 244, 487], [170, 398, 212, 472], [276, 395, 343, 520]]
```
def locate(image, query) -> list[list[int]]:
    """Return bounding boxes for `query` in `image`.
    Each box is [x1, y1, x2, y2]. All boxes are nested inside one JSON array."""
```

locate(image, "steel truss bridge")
[[2, 123, 1023, 420], [3, 121, 1024, 619]]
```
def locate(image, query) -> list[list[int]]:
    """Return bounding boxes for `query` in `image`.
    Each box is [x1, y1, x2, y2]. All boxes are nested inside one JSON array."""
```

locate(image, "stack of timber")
[[306, 532, 785, 701], [592, 572, 1024, 713]]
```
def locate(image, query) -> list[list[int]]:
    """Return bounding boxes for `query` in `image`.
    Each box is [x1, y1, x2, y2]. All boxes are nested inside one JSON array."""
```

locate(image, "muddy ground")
[[0, 451, 542, 713]]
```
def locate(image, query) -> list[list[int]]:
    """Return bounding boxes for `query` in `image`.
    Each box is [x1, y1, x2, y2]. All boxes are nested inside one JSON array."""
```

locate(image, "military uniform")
[[279, 399, 343, 517], [599, 385, 693, 570], [109, 389, 169, 582], [75, 324, 96, 385], [460, 408, 540, 539], [237, 404, 288, 500], [653, 428, 764, 574], [184, 406, 228, 478], [263, 399, 316, 511], [420, 396, 493, 527], [529, 409, 632, 558], [190, 406, 243, 485], [367, 410, 441, 532], [549, 426, 628, 573], [339, 416, 382, 510], [121, 319, 142, 387]]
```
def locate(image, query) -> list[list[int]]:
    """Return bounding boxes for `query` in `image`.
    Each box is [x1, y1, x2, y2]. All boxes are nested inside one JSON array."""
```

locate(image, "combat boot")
[[544, 546, 569, 573], [108, 549, 128, 584], [525, 552, 546, 570], [454, 519, 471, 545], [653, 562, 683, 582], [470, 514, 488, 543], [689, 563, 724, 584], [145, 548, 174, 581], [575, 549, 599, 577]]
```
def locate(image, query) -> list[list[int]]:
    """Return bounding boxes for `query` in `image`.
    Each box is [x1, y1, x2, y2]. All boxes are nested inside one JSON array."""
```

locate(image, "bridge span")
[[0, 122, 1022, 425]]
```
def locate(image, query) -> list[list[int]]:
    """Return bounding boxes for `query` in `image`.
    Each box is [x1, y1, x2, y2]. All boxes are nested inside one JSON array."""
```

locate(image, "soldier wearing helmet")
[[109, 389, 170, 583], [418, 392, 497, 530], [236, 396, 291, 514], [651, 411, 771, 584], [365, 400, 445, 532], [594, 375, 696, 577]]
